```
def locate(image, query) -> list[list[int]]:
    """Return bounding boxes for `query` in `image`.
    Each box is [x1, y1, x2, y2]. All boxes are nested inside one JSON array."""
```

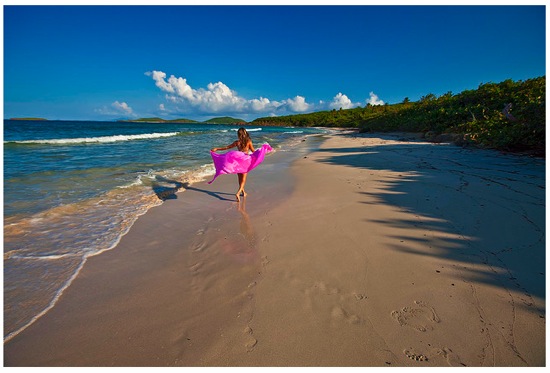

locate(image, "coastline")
[[4, 132, 545, 366]]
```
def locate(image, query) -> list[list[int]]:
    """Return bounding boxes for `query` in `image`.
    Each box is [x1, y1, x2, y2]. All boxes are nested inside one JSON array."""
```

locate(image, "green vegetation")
[[252, 107, 371, 128], [252, 76, 545, 155], [124, 117, 198, 123], [125, 116, 245, 124], [203, 116, 246, 124], [9, 117, 48, 121]]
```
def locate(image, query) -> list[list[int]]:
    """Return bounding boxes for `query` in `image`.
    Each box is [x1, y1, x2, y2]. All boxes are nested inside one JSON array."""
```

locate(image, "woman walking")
[[209, 128, 272, 201]]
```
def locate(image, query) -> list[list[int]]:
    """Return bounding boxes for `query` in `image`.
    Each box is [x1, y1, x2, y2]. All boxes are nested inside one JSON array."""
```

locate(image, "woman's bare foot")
[[235, 190, 247, 201]]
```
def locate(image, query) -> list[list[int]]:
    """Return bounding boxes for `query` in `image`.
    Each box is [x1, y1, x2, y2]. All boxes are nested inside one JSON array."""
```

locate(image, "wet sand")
[[4, 132, 546, 366]]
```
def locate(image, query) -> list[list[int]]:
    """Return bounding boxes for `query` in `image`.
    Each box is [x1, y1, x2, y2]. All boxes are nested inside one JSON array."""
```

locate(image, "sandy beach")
[[3, 132, 545, 367]]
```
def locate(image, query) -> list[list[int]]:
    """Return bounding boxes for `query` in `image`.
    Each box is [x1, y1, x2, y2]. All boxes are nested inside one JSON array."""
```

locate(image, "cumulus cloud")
[[146, 71, 385, 117], [112, 101, 133, 115], [329, 93, 357, 110], [367, 92, 385, 106], [96, 101, 136, 117], [146, 71, 311, 114], [249, 97, 279, 112], [284, 95, 311, 112]]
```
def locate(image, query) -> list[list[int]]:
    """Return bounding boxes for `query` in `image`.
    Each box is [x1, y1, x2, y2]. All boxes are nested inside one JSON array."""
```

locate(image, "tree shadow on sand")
[[316, 134, 545, 307]]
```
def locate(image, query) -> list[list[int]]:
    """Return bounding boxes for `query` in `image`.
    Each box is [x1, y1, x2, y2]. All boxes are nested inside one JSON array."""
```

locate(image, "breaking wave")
[[5, 132, 182, 145]]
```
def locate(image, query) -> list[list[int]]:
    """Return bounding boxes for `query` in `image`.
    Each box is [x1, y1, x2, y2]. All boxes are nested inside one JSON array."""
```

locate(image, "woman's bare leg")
[[241, 173, 248, 197], [236, 174, 242, 201], [236, 173, 248, 200]]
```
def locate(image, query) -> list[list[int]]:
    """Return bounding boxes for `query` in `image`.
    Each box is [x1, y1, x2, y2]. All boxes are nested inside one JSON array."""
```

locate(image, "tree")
[[420, 93, 436, 102]]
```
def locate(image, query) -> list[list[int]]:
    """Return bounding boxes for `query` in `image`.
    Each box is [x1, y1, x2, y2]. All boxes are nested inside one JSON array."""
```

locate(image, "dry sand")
[[3, 132, 546, 367]]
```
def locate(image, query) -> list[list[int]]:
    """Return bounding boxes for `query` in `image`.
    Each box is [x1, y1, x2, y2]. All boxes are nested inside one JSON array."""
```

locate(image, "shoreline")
[[3, 134, 323, 366], [3, 129, 324, 343], [4, 132, 545, 366]]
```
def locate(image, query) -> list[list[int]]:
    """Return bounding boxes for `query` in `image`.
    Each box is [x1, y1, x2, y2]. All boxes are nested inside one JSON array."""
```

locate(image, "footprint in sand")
[[192, 241, 207, 252], [189, 261, 203, 274], [435, 347, 466, 366], [304, 281, 364, 325], [243, 326, 257, 352], [403, 348, 428, 362], [391, 300, 440, 332], [331, 305, 362, 325]]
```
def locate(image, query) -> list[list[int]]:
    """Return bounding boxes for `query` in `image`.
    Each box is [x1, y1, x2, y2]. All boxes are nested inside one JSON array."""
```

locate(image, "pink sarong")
[[207, 143, 273, 184]]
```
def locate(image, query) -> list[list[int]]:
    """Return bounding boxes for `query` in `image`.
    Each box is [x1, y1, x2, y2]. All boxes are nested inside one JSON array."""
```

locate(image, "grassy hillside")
[[252, 76, 545, 155], [203, 116, 246, 124], [126, 116, 245, 124], [125, 117, 198, 123], [9, 117, 48, 121]]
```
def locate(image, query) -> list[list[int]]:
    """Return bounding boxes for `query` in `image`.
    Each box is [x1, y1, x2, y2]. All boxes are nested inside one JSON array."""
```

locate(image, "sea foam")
[[5, 132, 181, 145]]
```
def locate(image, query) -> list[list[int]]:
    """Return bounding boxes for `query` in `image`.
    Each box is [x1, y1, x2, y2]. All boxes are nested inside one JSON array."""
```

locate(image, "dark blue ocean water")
[[3, 119, 326, 340]]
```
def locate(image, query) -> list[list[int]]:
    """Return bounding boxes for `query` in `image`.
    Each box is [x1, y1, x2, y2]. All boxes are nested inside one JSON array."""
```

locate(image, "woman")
[[210, 128, 272, 201]]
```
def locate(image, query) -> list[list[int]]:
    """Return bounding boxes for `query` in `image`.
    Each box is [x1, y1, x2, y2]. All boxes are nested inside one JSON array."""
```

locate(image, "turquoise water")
[[3, 119, 326, 340]]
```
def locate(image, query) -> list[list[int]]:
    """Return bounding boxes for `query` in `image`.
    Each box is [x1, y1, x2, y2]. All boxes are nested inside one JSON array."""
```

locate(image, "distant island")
[[9, 117, 48, 121], [6, 116, 247, 125], [6, 75, 544, 155], [203, 117, 246, 124], [121, 116, 246, 125], [122, 117, 198, 123]]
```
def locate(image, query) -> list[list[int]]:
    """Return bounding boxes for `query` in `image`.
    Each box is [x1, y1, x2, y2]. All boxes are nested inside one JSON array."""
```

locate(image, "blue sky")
[[3, 4, 546, 121]]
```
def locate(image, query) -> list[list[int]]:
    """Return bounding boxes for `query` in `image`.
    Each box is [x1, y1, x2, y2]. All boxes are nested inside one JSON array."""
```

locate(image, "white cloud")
[[148, 71, 244, 113], [329, 93, 356, 110], [250, 97, 278, 112], [284, 95, 311, 112], [147, 70, 312, 114], [96, 101, 135, 117], [146, 71, 384, 117], [367, 92, 385, 106], [112, 101, 133, 115]]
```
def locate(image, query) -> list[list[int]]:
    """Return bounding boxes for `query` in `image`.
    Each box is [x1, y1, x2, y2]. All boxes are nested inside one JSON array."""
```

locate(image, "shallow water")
[[3, 119, 327, 340]]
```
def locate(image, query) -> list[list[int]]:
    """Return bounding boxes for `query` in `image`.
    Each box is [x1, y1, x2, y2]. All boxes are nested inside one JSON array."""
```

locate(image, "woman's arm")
[[211, 141, 238, 152]]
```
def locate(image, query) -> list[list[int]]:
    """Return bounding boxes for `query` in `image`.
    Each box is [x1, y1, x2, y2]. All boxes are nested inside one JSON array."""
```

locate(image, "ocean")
[[3, 119, 327, 341]]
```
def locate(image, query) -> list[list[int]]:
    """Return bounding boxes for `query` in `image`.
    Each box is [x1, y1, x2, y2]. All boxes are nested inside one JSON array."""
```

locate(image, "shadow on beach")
[[316, 134, 545, 305], [151, 175, 235, 202], [151, 175, 183, 200], [182, 183, 236, 202]]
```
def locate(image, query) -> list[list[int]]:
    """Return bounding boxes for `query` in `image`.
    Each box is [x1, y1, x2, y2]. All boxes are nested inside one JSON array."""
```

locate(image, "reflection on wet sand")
[[238, 198, 256, 249], [222, 197, 259, 263]]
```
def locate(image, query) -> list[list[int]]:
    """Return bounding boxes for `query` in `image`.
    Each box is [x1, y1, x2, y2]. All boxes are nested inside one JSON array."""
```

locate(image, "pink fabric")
[[208, 143, 273, 184]]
